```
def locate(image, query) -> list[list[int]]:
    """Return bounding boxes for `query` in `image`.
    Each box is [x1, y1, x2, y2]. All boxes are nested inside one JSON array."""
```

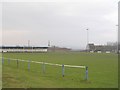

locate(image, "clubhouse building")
[[87, 43, 118, 53]]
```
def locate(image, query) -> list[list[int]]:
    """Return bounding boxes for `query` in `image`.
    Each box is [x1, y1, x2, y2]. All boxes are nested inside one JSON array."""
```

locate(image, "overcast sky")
[[1, 0, 119, 49]]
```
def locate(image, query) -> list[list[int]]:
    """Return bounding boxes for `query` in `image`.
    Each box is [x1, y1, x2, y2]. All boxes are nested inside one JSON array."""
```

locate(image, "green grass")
[[2, 52, 118, 88]]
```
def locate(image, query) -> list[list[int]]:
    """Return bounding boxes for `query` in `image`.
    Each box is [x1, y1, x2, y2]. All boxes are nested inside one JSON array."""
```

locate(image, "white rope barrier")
[[1, 57, 86, 68], [0, 57, 88, 80]]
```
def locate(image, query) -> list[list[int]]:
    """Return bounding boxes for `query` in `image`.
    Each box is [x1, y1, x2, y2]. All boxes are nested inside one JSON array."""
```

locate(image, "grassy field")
[[2, 52, 118, 88]]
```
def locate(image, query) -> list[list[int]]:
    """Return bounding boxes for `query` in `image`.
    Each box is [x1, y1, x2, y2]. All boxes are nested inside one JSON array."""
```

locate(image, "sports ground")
[[2, 52, 118, 88]]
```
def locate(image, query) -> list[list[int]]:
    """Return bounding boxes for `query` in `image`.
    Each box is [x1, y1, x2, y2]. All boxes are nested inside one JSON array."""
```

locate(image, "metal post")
[[2, 58, 4, 65], [8, 59, 10, 65], [17, 60, 19, 68], [85, 66, 88, 80], [42, 62, 45, 74], [28, 60, 30, 71], [62, 64, 65, 77]]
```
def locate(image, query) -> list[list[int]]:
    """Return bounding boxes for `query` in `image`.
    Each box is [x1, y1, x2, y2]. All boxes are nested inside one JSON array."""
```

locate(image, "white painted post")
[[85, 66, 88, 80], [62, 64, 64, 77]]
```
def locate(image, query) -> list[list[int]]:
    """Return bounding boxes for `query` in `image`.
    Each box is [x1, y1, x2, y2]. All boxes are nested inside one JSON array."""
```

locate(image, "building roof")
[[0, 46, 48, 49]]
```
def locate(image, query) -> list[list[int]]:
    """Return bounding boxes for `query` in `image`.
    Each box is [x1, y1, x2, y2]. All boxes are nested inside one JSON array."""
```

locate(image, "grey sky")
[[1, 0, 119, 49]]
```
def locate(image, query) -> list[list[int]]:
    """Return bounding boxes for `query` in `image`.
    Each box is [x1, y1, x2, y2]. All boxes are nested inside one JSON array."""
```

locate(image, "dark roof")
[[0, 46, 48, 49]]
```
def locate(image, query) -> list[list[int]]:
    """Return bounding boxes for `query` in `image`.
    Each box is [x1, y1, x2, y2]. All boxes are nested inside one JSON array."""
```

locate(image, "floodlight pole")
[[86, 29, 89, 52], [116, 25, 118, 53]]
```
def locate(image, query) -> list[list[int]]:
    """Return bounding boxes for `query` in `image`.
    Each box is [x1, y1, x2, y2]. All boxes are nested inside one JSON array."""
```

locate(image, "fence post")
[[28, 60, 30, 71], [85, 66, 88, 80], [62, 64, 65, 77], [2, 58, 4, 65], [17, 60, 19, 68], [42, 62, 45, 74], [8, 58, 10, 65]]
